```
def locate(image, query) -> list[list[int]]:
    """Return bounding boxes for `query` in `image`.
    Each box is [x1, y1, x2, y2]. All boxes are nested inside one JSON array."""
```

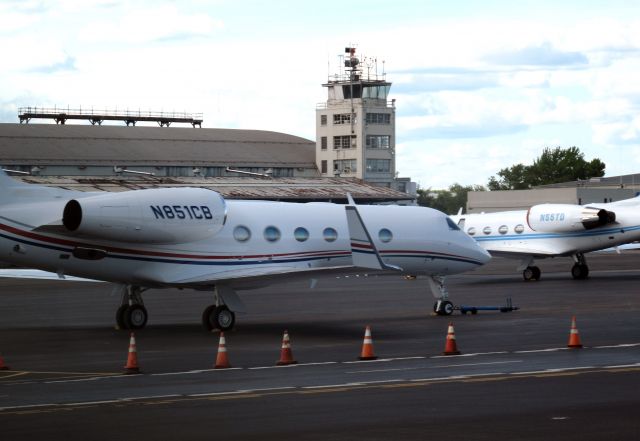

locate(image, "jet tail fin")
[[345, 194, 402, 272]]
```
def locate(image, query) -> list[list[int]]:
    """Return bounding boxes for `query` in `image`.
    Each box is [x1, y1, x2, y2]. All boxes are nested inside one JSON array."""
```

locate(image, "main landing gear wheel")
[[433, 300, 454, 316], [522, 266, 541, 281], [116, 304, 148, 330], [116, 285, 148, 330], [571, 264, 589, 280], [202, 305, 236, 331]]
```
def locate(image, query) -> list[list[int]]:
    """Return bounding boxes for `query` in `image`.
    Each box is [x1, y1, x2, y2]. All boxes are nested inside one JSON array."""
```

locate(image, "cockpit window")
[[446, 217, 460, 231]]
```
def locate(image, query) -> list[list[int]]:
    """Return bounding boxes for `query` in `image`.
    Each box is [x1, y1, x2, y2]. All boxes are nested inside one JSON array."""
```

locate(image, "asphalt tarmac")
[[1, 253, 639, 440]]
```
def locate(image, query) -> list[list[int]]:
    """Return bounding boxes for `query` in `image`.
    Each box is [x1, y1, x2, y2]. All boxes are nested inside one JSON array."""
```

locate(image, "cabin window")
[[264, 226, 281, 242], [467, 227, 476, 236], [323, 227, 338, 242], [483, 226, 492, 235], [379, 228, 393, 243], [233, 225, 251, 242], [294, 227, 309, 242], [498, 225, 508, 235], [514, 224, 525, 234]]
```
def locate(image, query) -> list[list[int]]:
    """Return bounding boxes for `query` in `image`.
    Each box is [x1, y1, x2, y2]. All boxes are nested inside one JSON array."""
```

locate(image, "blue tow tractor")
[[456, 298, 519, 315]]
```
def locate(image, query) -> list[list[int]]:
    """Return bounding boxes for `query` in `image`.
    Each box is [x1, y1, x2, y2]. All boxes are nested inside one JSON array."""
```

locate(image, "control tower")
[[316, 46, 396, 188]]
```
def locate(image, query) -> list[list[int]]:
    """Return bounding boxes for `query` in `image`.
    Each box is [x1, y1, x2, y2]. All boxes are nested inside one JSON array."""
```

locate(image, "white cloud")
[[2, 2, 640, 189]]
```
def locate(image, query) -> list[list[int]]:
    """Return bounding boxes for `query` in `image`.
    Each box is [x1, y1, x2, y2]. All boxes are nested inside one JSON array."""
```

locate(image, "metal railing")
[[18, 106, 203, 120]]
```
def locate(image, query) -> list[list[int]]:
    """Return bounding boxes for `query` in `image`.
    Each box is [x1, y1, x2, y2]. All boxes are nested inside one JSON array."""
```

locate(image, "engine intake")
[[526, 204, 616, 233], [62, 187, 227, 244]]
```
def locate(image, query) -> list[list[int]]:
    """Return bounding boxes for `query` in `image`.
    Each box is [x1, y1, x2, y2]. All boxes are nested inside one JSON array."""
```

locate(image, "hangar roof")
[[0, 123, 316, 168], [16, 175, 413, 202]]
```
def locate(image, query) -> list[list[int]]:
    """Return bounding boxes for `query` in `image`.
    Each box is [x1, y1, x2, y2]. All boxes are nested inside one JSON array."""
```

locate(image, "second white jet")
[[451, 196, 640, 281]]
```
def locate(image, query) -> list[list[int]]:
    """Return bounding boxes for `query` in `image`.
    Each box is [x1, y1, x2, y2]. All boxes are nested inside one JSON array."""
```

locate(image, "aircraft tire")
[[523, 267, 534, 281], [213, 305, 235, 331], [532, 266, 541, 280], [434, 300, 454, 316], [116, 304, 129, 329], [202, 305, 216, 331], [571, 264, 589, 280], [124, 304, 148, 330]]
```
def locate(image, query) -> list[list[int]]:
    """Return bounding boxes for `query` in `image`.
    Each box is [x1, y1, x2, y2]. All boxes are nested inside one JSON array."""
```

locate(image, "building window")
[[323, 227, 338, 242], [366, 135, 390, 149], [334, 159, 357, 174], [321, 160, 327, 174], [365, 113, 391, 124], [321, 136, 327, 150], [333, 135, 353, 149], [333, 113, 353, 125], [320, 114, 327, 126], [365, 159, 391, 173], [271, 168, 293, 177]]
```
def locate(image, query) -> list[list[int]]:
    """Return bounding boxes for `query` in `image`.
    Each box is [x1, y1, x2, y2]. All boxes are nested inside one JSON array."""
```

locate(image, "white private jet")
[[0, 171, 490, 328], [451, 197, 640, 281]]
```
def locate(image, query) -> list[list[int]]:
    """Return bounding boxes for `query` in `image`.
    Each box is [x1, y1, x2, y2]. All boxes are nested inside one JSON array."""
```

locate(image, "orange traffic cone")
[[214, 332, 231, 369], [567, 316, 583, 349], [358, 325, 378, 360], [276, 330, 297, 365], [0, 354, 10, 370], [123, 332, 141, 374], [443, 322, 461, 355]]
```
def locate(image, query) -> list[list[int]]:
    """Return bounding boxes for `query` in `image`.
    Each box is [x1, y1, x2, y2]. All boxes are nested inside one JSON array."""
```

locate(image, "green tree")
[[417, 183, 486, 214], [487, 146, 605, 190]]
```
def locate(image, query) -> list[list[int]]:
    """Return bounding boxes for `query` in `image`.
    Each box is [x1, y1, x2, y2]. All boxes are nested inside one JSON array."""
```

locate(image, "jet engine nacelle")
[[62, 187, 227, 244], [527, 203, 615, 233]]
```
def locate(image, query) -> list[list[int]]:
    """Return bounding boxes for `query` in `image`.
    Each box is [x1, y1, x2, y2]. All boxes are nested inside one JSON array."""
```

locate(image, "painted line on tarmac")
[[122, 394, 182, 401], [604, 363, 640, 368], [594, 343, 640, 349], [347, 360, 521, 374], [514, 347, 568, 354], [2, 366, 639, 414], [343, 356, 426, 364], [151, 368, 243, 376]]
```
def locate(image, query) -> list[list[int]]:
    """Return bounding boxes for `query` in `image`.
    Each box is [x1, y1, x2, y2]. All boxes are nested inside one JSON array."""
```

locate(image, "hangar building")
[[0, 123, 413, 203]]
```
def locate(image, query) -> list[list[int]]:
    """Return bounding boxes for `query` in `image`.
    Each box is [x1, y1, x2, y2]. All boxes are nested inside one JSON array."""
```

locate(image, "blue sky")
[[2, 0, 640, 189]]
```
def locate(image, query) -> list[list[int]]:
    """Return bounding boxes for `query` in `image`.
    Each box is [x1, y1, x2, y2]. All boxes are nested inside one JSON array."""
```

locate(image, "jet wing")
[[160, 264, 400, 289], [0, 268, 102, 282]]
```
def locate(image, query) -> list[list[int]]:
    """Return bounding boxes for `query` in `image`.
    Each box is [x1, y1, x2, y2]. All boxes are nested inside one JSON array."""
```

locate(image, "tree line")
[[417, 146, 605, 214]]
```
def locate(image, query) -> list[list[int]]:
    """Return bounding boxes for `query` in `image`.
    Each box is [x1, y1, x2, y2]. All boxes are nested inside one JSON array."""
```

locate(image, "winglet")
[[345, 197, 402, 271]]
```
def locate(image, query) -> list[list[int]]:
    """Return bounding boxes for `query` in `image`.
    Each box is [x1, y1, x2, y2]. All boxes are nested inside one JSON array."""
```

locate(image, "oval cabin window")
[[264, 226, 281, 242], [498, 225, 508, 235], [294, 227, 309, 242], [233, 225, 251, 242], [483, 226, 492, 235], [323, 227, 338, 242], [514, 224, 525, 234], [378, 228, 393, 243], [467, 227, 476, 236]]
